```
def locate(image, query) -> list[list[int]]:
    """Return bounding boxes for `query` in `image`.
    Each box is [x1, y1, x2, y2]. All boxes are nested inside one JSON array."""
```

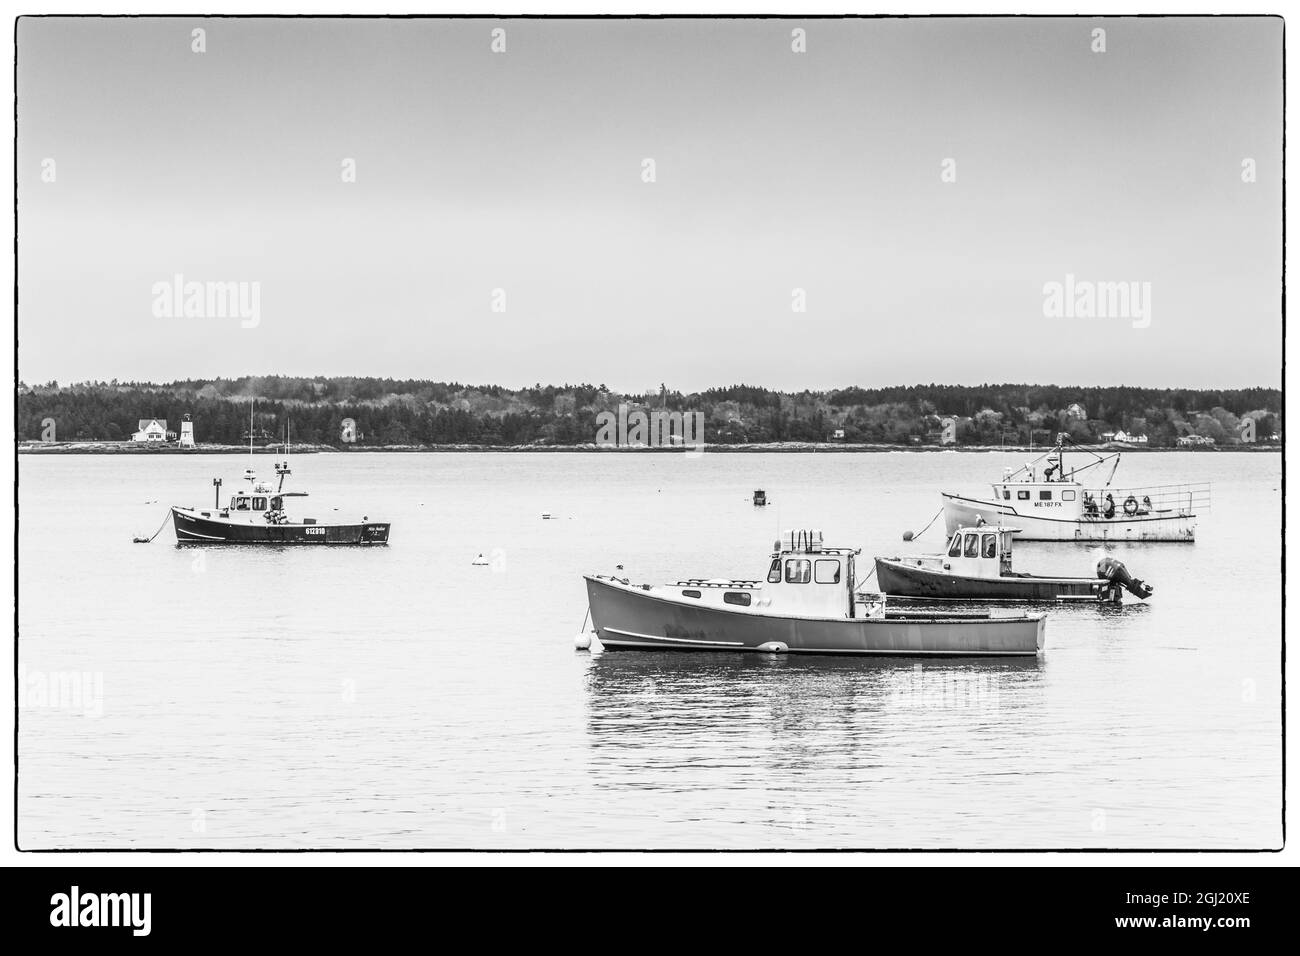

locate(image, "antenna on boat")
[[248, 396, 254, 464], [276, 417, 293, 492]]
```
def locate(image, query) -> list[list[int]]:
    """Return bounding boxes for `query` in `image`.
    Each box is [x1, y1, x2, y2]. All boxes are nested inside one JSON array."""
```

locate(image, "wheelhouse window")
[[963, 533, 979, 557], [981, 533, 997, 558], [784, 558, 812, 584], [723, 591, 752, 606], [270, 496, 283, 510], [1002, 489, 1011, 500], [1062, 490, 1077, 501], [234, 497, 250, 511], [252, 497, 267, 511], [948, 534, 963, 558], [767, 559, 782, 584], [1017, 490, 1031, 500], [814, 559, 841, 584], [1039, 490, 1052, 500]]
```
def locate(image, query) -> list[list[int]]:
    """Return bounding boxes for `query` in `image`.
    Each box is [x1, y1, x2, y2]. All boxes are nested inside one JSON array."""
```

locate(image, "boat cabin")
[[200, 464, 308, 524], [228, 492, 288, 513], [939, 527, 1017, 578], [667, 528, 861, 618], [891, 526, 1021, 580]]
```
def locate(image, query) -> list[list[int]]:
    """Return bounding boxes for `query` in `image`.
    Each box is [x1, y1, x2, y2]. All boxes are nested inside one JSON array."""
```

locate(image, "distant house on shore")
[[1066, 403, 1087, 421], [132, 418, 168, 443], [1177, 434, 1215, 447], [1113, 430, 1148, 445]]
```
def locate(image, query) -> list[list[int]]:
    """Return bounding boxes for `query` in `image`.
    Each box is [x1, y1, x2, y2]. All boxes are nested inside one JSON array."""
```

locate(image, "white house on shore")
[[132, 418, 168, 442]]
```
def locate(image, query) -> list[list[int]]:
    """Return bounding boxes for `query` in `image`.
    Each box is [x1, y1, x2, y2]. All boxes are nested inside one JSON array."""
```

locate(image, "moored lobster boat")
[[171, 459, 390, 545], [875, 526, 1153, 604], [941, 438, 1209, 542], [584, 529, 1046, 657]]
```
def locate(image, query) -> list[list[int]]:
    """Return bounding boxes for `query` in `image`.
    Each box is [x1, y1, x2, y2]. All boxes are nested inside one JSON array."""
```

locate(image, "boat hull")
[[875, 557, 1102, 603], [941, 493, 1196, 542], [585, 576, 1045, 657], [171, 508, 390, 544]]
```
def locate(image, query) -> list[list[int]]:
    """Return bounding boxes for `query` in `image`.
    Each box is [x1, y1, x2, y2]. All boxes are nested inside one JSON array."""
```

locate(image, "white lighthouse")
[[179, 414, 195, 449]]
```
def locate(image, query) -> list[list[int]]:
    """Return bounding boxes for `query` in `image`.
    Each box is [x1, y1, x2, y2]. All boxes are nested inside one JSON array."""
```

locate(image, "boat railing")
[[1084, 482, 1211, 515]]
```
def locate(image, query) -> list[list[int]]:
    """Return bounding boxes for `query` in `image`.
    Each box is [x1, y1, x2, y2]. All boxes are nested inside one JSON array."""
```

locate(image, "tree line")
[[17, 377, 1282, 447]]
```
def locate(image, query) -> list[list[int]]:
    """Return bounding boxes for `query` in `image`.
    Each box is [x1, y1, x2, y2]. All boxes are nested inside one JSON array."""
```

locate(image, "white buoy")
[[574, 632, 592, 650]]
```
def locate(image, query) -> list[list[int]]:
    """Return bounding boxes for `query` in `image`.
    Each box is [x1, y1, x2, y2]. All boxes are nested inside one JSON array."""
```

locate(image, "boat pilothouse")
[[941, 437, 1210, 542], [171, 448, 390, 545], [584, 528, 1047, 656]]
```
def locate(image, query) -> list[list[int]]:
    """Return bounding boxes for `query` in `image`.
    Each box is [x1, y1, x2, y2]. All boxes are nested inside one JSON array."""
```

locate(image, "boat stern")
[[361, 522, 391, 544]]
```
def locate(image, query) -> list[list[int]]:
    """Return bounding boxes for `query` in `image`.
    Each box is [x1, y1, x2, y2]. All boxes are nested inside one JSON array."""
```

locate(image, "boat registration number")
[[305, 527, 325, 535]]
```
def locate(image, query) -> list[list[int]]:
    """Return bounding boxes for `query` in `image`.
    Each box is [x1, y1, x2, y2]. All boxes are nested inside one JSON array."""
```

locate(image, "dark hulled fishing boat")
[[874, 526, 1152, 604], [171, 436, 390, 545], [172, 462, 389, 544]]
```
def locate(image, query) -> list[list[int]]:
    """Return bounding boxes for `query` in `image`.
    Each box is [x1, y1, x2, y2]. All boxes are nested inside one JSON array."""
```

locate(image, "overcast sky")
[[17, 16, 1282, 391]]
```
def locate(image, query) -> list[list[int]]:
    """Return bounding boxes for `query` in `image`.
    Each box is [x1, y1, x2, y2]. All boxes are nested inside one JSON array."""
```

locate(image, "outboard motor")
[[1096, 556, 1154, 602]]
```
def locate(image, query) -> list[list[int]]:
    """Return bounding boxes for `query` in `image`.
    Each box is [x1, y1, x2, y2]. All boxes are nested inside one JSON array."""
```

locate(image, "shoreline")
[[17, 440, 1282, 455]]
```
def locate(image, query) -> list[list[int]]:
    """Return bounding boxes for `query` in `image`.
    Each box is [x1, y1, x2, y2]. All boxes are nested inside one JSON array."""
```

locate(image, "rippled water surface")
[[18, 450, 1282, 849]]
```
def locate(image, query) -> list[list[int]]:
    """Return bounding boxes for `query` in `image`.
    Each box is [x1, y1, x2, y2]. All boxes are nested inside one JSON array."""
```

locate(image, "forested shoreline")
[[17, 378, 1282, 448]]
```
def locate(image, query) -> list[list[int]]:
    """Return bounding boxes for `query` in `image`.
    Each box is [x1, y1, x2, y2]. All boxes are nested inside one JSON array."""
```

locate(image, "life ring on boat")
[[1123, 496, 1139, 516]]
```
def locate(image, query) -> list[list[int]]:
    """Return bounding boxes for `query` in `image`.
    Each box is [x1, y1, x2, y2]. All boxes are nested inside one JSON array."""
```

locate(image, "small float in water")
[[875, 526, 1153, 604], [583, 528, 1046, 657], [752, 489, 768, 507]]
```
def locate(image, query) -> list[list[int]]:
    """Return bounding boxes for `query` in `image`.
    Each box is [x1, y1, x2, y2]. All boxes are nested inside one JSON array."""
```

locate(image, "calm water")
[[17, 450, 1282, 849]]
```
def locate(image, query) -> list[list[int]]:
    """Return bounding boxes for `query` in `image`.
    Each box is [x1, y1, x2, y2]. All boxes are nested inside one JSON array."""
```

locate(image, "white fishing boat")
[[584, 529, 1047, 657], [941, 439, 1208, 542]]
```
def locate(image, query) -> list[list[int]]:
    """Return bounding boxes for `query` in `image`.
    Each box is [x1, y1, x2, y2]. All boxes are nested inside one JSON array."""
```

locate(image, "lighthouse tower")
[[179, 414, 195, 449]]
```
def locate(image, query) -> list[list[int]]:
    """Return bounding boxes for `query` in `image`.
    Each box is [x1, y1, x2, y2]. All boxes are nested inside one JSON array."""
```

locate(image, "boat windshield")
[[948, 534, 962, 558], [982, 533, 997, 558]]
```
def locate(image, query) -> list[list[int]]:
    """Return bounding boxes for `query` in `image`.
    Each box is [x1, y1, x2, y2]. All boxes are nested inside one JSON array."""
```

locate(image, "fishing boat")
[[940, 438, 1209, 542], [170, 409, 390, 545], [875, 525, 1153, 604], [583, 529, 1046, 656], [171, 461, 390, 545]]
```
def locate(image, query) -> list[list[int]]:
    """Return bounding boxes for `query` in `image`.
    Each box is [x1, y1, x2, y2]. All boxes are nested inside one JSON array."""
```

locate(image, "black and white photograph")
[[6, 5, 1290, 911]]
